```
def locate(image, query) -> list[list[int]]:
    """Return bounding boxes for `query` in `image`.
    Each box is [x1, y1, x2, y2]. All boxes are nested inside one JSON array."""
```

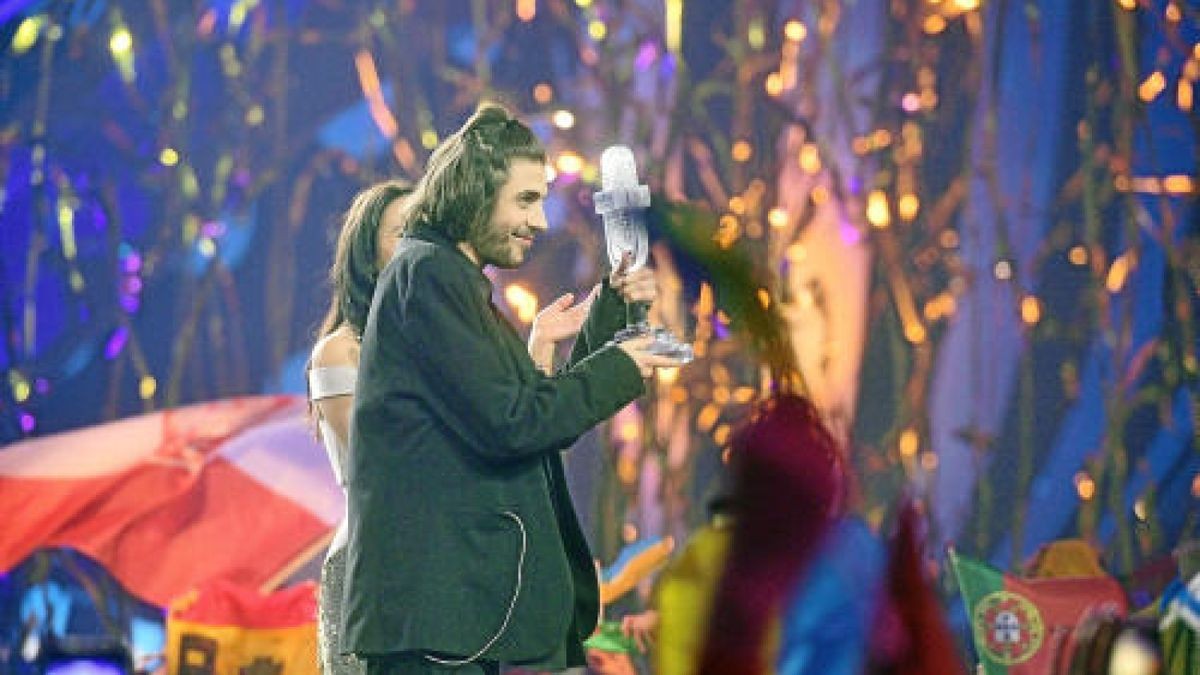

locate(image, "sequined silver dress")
[[309, 365, 364, 675]]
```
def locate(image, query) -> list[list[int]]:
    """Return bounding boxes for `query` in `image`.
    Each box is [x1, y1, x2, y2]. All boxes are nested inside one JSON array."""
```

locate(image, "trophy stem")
[[627, 301, 650, 330], [613, 301, 693, 365]]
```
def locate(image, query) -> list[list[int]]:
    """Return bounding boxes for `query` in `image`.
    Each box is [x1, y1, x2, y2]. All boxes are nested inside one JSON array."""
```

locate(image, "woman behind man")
[[308, 179, 598, 674]]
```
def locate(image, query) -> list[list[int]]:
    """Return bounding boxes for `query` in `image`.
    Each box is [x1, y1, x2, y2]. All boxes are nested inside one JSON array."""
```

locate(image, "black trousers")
[[362, 652, 500, 675]]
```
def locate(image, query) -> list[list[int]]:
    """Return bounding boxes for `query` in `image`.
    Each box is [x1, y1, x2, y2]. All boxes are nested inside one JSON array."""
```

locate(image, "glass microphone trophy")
[[594, 145, 693, 364]]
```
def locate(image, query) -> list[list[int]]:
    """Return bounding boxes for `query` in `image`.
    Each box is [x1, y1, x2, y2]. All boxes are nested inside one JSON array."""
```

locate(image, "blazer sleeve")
[[400, 253, 645, 463], [563, 279, 628, 369]]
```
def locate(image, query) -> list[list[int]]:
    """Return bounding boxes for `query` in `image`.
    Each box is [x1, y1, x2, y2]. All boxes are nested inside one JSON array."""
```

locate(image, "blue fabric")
[[776, 518, 886, 675]]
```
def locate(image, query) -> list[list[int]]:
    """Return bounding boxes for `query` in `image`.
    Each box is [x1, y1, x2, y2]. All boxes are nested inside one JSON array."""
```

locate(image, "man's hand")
[[530, 288, 597, 345], [616, 335, 678, 378], [528, 288, 597, 374], [621, 610, 659, 653], [609, 251, 658, 306]]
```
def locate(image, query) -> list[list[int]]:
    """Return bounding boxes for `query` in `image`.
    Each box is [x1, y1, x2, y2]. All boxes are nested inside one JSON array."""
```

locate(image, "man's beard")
[[469, 221, 525, 269]]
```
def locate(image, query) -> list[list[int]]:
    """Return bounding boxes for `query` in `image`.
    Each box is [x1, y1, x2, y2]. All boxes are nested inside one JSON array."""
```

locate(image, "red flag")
[[869, 501, 966, 675], [0, 396, 341, 606]]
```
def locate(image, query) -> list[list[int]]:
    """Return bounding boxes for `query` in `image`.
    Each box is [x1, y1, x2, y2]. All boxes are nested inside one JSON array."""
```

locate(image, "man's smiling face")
[[467, 158, 549, 269]]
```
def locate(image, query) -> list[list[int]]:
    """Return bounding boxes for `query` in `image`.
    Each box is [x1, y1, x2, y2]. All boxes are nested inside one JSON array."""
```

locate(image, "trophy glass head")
[[605, 214, 649, 271], [600, 146, 650, 271]]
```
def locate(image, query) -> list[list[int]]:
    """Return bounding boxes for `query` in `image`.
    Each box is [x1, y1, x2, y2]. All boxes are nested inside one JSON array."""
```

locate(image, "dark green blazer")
[[341, 225, 644, 667]]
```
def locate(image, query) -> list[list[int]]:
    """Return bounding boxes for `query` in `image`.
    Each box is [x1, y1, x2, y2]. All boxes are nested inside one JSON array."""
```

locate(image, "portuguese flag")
[[949, 550, 1128, 674]]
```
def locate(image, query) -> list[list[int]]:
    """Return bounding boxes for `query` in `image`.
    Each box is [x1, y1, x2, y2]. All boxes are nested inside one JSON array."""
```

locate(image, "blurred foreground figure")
[[695, 394, 846, 675]]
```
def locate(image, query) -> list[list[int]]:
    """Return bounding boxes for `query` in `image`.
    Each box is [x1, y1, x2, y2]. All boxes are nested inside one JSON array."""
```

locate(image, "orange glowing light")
[[1164, 174, 1195, 194], [354, 49, 399, 139], [713, 424, 731, 446], [867, 190, 891, 228], [731, 140, 753, 162], [1106, 252, 1133, 293], [1075, 472, 1096, 500], [904, 322, 927, 345], [784, 20, 808, 42], [1020, 296, 1042, 325], [756, 288, 771, 308], [798, 143, 821, 173], [556, 152, 584, 175], [898, 193, 920, 221], [1138, 71, 1166, 102], [516, 0, 536, 22], [1068, 245, 1088, 266], [504, 284, 539, 324], [765, 72, 784, 96]]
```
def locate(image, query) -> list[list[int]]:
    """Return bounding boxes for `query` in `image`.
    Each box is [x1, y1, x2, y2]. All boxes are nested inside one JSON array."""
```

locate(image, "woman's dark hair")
[[306, 180, 411, 431], [315, 180, 412, 340], [403, 102, 545, 243]]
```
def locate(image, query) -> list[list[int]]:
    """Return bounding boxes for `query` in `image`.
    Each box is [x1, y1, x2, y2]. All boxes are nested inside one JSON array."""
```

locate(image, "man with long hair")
[[342, 103, 675, 674]]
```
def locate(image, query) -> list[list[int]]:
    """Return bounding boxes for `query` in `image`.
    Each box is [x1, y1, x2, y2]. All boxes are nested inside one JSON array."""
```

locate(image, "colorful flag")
[[0, 396, 342, 606], [950, 550, 1129, 674], [584, 621, 640, 655], [166, 579, 319, 674], [1158, 573, 1200, 675], [599, 536, 675, 605]]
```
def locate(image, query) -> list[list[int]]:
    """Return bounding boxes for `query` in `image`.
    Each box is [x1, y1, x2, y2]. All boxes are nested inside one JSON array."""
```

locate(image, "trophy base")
[[612, 323, 694, 365]]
